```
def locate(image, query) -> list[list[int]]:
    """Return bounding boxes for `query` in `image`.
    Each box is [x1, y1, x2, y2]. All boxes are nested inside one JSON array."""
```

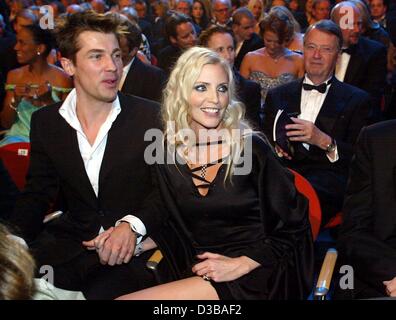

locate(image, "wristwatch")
[[325, 138, 336, 153]]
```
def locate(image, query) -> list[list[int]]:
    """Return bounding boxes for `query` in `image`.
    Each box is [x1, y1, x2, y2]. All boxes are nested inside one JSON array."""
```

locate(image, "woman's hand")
[[191, 252, 260, 282]]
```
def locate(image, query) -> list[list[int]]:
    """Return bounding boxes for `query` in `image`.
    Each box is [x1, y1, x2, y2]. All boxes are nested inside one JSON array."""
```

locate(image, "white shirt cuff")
[[326, 145, 339, 163], [116, 215, 147, 244]]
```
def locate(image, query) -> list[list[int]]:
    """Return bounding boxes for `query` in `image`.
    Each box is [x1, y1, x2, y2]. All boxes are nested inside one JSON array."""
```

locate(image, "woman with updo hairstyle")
[[0, 23, 72, 146], [269, 5, 304, 53], [116, 47, 313, 300], [240, 9, 304, 103]]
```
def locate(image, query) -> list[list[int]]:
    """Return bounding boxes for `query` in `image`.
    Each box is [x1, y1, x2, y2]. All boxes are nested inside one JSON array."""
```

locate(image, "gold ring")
[[202, 274, 211, 281]]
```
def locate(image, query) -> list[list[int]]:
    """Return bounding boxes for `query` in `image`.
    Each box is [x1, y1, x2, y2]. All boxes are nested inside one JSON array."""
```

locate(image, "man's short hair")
[[232, 7, 254, 25], [54, 10, 126, 63], [120, 17, 142, 50], [199, 25, 236, 47], [165, 10, 192, 40], [304, 19, 343, 50]]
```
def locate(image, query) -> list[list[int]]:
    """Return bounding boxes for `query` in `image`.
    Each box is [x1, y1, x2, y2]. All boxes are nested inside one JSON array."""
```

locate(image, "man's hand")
[[82, 223, 137, 266], [286, 117, 331, 149], [82, 227, 114, 251], [383, 276, 396, 297], [191, 252, 260, 282]]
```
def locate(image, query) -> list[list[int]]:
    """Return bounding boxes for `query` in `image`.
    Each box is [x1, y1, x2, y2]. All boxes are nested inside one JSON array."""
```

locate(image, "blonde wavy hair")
[[162, 46, 252, 180]]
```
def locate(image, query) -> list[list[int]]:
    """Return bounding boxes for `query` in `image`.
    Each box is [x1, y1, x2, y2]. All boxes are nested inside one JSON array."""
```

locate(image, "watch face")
[[326, 143, 335, 153]]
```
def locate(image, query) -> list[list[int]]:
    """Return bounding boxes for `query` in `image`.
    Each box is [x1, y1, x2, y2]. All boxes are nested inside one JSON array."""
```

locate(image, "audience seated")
[[0, 23, 72, 146], [331, 1, 387, 122], [9, 11, 165, 300], [114, 47, 314, 300], [240, 9, 304, 103], [200, 25, 262, 127], [158, 11, 197, 75], [231, 7, 263, 71], [118, 17, 166, 102], [263, 20, 371, 227]]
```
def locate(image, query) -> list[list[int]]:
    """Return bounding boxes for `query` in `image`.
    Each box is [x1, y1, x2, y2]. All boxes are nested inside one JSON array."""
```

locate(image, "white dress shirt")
[[118, 57, 135, 90], [300, 76, 339, 162], [58, 89, 146, 242], [335, 51, 351, 82]]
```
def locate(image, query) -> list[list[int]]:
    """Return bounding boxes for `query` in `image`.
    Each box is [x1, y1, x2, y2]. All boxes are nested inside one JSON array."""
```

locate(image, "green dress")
[[0, 84, 72, 146]]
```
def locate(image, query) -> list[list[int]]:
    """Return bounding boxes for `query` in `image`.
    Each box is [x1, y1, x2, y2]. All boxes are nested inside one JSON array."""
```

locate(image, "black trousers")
[[34, 248, 157, 300]]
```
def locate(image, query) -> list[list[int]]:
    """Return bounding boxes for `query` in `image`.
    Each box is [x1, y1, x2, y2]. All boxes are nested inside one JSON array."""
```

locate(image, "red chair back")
[[289, 169, 321, 241], [0, 142, 31, 191]]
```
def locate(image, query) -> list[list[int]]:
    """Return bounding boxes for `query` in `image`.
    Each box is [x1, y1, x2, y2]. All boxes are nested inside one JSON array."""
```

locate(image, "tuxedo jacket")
[[121, 57, 167, 102], [263, 77, 371, 177], [234, 70, 261, 128], [10, 93, 163, 265], [158, 45, 182, 76], [344, 36, 387, 115], [337, 120, 396, 298], [234, 33, 264, 71]]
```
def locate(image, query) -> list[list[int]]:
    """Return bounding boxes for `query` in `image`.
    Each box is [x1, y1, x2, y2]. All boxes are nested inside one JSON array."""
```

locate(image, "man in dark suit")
[[9, 11, 165, 300], [337, 120, 396, 299], [119, 18, 166, 102], [263, 20, 371, 226], [331, 1, 387, 121], [158, 12, 197, 75], [231, 7, 264, 70], [200, 25, 262, 127]]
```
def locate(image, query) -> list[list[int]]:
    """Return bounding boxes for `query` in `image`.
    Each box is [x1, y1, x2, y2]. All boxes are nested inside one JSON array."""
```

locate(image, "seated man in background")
[[263, 20, 371, 226], [118, 17, 166, 102], [337, 120, 396, 299]]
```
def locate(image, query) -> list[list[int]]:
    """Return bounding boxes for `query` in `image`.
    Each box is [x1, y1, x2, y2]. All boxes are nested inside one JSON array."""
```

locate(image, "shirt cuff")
[[326, 145, 339, 163], [115, 215, 147, 244]]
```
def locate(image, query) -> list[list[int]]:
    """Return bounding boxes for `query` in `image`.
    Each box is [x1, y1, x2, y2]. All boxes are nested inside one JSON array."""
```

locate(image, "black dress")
[[150, 135, 314, 300]]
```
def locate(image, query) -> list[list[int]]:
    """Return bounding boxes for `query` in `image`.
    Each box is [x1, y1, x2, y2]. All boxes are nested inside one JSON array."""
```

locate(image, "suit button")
[[98, 210, 104, 216]]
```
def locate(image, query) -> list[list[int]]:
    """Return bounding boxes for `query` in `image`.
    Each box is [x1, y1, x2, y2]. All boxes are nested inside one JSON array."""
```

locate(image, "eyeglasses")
[[214, 8, 229, 13], [304, 44, 337, 54]]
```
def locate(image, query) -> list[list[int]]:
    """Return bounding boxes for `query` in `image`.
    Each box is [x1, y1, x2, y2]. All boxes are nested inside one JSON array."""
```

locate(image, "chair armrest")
[[146, 249, 164, 284], [314, 248, 338, 300]]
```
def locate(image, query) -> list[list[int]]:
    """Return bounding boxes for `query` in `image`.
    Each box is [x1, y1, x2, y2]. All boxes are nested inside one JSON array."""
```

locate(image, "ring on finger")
[[202, 274, 211, 281]]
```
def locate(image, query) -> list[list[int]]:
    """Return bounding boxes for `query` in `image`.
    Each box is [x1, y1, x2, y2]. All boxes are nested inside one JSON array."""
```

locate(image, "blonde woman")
[[247, 0, 265, 34], [116, 47, 313, 300]]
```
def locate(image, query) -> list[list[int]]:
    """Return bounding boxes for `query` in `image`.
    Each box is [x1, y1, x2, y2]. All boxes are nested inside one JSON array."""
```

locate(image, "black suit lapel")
[[314, 79, 344, 135], [58, 116, 98, 204], [285, 79, 303, 115], [344, 43, 363, 85], [98, 95, 131, 190], [121, 58, 141, 93]]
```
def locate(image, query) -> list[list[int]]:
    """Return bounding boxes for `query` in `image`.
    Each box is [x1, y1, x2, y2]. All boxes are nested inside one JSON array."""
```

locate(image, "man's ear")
[[60, 57, 75, 77], [169, 36, 177, 46]]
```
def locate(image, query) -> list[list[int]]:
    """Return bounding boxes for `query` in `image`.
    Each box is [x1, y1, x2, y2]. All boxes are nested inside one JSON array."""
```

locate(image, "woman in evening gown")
[[112, 47, 314, 300]]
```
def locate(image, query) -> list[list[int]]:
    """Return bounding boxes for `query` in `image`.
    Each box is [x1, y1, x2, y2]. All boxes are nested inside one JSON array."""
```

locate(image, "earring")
[[37, 51, 41, 56]]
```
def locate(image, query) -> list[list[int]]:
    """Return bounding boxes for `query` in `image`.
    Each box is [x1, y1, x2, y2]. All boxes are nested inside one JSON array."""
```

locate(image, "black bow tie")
[[302, 82, 328, 93], [341, 46, 355, 55]]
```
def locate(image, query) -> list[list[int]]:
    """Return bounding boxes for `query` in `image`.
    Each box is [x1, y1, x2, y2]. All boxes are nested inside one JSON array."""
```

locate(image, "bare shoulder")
[[6, 66, 28, 84], [249, 48, 265, 58], [48, 65, 73, 87]]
